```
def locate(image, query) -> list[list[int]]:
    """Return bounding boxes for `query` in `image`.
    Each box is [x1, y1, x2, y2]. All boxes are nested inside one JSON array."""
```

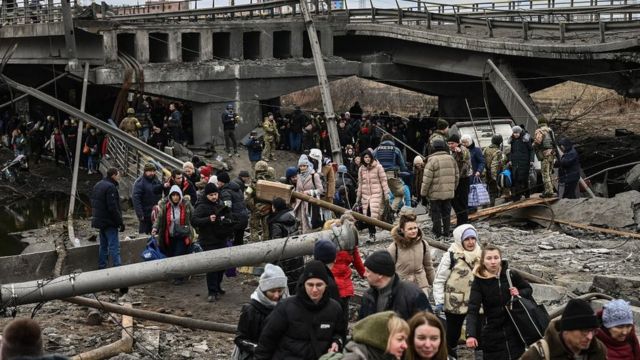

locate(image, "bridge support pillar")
[[230, 31, 243, 60], [168, 31, 182, 63], [103, 31, 118, 64], [200, 31, 213, 61], [290, 28, 304, 58], [260, 30, 273, 59], [320, 29, 333, 56], [135, 31, 149, 64]]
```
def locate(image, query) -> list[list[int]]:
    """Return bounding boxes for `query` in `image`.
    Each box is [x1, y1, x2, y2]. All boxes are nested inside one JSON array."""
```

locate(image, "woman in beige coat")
[[293, 155, 324, 234], [356, 150, 390, 242], [388, 212, 435, 294]]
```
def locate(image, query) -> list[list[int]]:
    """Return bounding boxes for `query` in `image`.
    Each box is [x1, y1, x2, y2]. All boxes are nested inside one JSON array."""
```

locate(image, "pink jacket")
[[357, 160, 390, 220]]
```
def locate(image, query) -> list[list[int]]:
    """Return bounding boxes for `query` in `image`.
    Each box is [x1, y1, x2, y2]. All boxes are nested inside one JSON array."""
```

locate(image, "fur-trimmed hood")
[[391, 225, 423, 249]]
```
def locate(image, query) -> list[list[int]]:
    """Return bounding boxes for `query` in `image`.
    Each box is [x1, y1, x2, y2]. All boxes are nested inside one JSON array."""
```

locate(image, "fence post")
[[559, 22, 565, 42], [426, 10, 431, 29], [486, 18, 493, 37], [369, 0, 375, 21], [522, 21, 529, 40], [395, 0, 402, 24], [599, 21, 605, 43], [455, 14, 461, 33]]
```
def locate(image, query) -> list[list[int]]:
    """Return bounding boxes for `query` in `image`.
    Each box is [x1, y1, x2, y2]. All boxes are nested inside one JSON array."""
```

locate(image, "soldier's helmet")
[[254, 160, 269, 173], [127, 108, 135, 115], [491, 134, 503, 146]]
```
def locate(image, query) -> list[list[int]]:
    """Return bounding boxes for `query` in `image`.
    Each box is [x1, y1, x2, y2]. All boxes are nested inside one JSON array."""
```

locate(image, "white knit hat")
[[259, 264, 288, 292]]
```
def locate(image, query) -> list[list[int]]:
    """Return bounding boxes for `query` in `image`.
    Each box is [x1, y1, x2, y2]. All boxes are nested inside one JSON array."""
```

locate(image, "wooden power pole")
[[298, 0, 343, 164]]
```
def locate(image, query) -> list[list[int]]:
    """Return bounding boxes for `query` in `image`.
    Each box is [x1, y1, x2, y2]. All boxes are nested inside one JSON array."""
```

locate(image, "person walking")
[[465, 244, 533, 360], [407, 311, 454, 360], [217, 171, 249, 246], [356, 150, 390, 242], [388, 212, 435, 295], [262, 113, 278, 161], [234, 263, 289, 360], [221, 103, 238, 157], [448, 134, 471, 226], [509, 126, 534, 201], [595, 299, 639, 360], [91, 168, 125, 271], [557, 138, 581, 199], [421, 139, 459, 239], [254, 260, 345, 360], [520, 298, 607, 360], [339, 311, 410, 360], [293, 155, 324, 233], [290, 106, 306, 153], [432, 224, 482, 358], [482, 134, 503, 206], [191, 183, 235, 302], [132, 163, 162, 234], [167, 103, 184, 144]]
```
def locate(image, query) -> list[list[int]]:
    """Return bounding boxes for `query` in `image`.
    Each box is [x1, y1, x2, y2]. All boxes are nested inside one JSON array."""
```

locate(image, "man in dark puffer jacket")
[[254, 261, 345, 360]]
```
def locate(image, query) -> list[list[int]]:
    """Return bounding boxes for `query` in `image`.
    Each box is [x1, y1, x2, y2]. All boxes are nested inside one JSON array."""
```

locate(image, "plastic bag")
[[468, 176, 490, 207]]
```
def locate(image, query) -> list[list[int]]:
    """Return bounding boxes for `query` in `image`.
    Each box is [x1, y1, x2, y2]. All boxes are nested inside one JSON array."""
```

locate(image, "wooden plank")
[[451, 196, 559, 224]]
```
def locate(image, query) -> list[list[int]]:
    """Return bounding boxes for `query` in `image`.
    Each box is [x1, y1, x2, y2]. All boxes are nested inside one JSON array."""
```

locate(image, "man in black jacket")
[[217, 171, 249, 246], [267, 197, 302, 295], [132, 163, 162, 234], [359, 250, 432, 320], [162, 169, 197, 206], [191, 183, 235, 302], [509, 126, 534, 201], [255, 261, 345, 360], [91, 168, 124, 270]]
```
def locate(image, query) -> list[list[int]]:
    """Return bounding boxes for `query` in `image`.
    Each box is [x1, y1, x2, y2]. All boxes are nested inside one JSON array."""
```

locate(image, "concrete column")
[[236, 100, 261, 138], [102, 31, 118, 64], [260, 30, 273, 59], [229, 31, 243, 60], [192, 102, 219, 146], [168, 31, 182, 63], [320, 29, 333, 56], [135, 31, 149, 64], [200, 31, 213, 61], [290, 28, 303, 58]]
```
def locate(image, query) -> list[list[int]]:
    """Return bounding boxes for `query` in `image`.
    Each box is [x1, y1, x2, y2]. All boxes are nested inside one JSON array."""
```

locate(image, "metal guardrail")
[[0, 0, 64, 25]]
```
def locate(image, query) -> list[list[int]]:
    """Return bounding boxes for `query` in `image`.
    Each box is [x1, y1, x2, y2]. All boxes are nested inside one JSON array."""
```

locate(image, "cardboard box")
[[255, 180, 293, 204]]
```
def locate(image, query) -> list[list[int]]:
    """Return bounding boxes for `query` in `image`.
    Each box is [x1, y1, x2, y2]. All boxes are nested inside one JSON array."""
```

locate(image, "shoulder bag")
[[504, 269, 550, 346]]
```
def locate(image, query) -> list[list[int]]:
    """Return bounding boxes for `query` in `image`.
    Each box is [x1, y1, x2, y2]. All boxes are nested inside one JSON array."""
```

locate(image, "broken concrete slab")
[[592, 275, 640, 305], [555, 278, 592, 295], [548, 190, 640, 229], [532, 284, 568, 304], [625, 164, 640, 190]]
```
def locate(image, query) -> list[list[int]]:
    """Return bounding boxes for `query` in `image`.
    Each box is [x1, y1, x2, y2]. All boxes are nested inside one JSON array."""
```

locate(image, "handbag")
[[497, 169, 512, 189], [140, 236, 166, 261], [82, 143, 90, 155], [504, 269, 550, 346], [173, 223, 191, 238], [351, 203, 368, 230], [468, 176, 490, 207]]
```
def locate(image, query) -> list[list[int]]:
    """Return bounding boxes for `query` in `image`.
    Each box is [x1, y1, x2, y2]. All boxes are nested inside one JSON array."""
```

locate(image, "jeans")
[[430, 199, 452, 237], [87, 155, 98, 172], [289, 132, 302, 153], [202, 243, 225, 295], [98, 227, 121, 269]]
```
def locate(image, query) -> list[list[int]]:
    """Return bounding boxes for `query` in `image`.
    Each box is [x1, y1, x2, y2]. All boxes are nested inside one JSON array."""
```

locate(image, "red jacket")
[[330, 248, 366, 298], [596, 310, 640, 360]]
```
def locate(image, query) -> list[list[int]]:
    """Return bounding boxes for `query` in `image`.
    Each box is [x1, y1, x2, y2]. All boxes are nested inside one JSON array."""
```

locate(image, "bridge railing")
[[0, 0, 64, 25]]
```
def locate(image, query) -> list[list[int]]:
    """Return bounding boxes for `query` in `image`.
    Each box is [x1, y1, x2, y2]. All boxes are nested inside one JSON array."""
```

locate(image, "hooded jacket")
[[220, 179, 249, 224], [191, 194, 234, 248], [557, 138, 581, 183], [520, 319, 608, 360], [342, 311, 398, 360], [153, 185, 194, 249], [433, 224, 482, 314], [387, 227, 435, 290], [254, 279, 344, 360], [163, 177, 198, 206], [465, 260, 532, 356], [357, 157, 390, 220], [267, 208, 298, 239]]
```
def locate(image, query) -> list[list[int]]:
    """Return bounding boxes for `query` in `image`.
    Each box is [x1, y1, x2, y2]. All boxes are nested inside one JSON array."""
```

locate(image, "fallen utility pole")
[[68, 62, 90, 248], [260, 181, 552, 286], [70, 303, 133, 360], [0, 227, 356, 306], [298, 0, 342, 164], [65, 296, 236, 333], [528, 214, 640, 240]]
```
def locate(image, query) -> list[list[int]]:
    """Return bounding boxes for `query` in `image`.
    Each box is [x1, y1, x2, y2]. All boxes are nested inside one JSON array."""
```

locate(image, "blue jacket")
[[389, 183, 412, 207], [468, 142, 485, 174], [373, 140, 407, 172], [557, 138, 581, 183], [132, 175, 162, 220], [91, 177, 123, 229], [247, 137, 262, 162]]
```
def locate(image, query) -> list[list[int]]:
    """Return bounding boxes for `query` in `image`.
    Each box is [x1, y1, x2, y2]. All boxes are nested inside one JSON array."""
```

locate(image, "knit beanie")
[[447, 134, 460, 144], [217, 172, 230, 184], [300, 260, 329, 285], [413, 156, 424, 165], [143, 163, 156, 172], [602, 299, 634, 329], [204, 182, 218, 195], [285, 166, 298, 179], [314, 239, 337, 264], [560, 299, 599, 331], [1, 318, 44, 359], [436, 118, 449, 130], [259, 263, 288, 292], [337, 165, 348, 174], [432, 139, 447, 151], [298, 155, 309, 167], [272, 197, 288, 212], [462, 228, 478, 241], [239, 170, 251, 178], [352, 311, 396, 351], [364, 250, 396, 277], [512, 126, 523, 134]]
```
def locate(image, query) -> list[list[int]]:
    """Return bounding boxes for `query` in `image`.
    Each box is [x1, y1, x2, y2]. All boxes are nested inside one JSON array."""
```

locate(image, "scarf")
[[250, 287, 289, 309], [164, 201, 189, 246]]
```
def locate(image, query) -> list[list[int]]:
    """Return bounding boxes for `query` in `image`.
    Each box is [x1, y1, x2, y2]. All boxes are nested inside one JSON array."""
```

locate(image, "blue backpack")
[[141, 236, 166, 261], [497, 169, 513, 189]]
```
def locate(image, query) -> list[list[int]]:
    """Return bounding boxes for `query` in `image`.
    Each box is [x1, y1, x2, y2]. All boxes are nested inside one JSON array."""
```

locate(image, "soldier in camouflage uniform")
[[428, 118, 449, 154], [262, 113, 279, 161], [245, 161, 274, 241], [533, 117, 556, 198], [482, 134, 503, 206], [119, 108, 141, 137]]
